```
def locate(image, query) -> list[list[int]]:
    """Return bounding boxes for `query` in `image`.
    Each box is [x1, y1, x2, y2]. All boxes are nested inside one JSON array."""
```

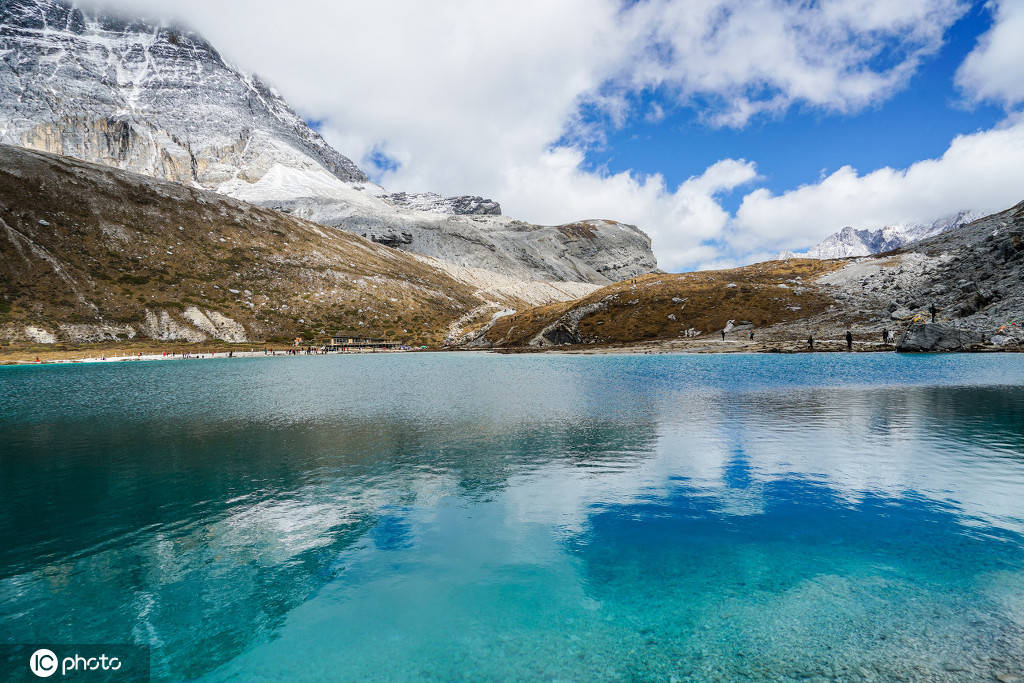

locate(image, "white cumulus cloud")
[[629, 0, 967, 127], [956, 0, 1024, 107]]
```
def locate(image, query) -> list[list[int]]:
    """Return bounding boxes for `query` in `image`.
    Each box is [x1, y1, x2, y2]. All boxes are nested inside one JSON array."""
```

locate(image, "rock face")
[[0, 0, 367, 190], [896, 323, 983, 352], [0, 0, 660, 285], [528, 299, 612, 347], [382, 192, 501, 216], [804, 211, 977, 259]]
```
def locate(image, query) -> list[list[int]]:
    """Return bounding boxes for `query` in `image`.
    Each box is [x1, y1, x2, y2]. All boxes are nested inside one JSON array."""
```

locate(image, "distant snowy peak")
[[794, 210, 979, 260], [381, 192, 501, 216], [805, 225, 906, 259], [0, 0, 367, 190], [899, 209, 980, 243]]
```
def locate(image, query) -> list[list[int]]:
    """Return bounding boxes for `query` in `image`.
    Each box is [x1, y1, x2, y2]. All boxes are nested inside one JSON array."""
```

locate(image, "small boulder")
[[896, 323, 984, 352], [974, 289, 999, 309]]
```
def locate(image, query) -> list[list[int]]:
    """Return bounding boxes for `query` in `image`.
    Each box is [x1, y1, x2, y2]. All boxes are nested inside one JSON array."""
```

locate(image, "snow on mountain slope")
[[805, 225, 906, 259], [0, 0, 367, 190]]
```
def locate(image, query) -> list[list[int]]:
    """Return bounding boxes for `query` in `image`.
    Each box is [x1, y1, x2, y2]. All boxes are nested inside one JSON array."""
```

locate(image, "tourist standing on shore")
[[721, 330, 726, 341], [846, 330, 853, 351], [807, 334, 814, 350], [882, 328, 889, 344]]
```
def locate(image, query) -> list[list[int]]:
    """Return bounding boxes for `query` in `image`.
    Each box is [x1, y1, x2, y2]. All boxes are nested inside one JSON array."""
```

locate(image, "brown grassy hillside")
[[0, 144, 483, 346], [482, 259, 843, 347]]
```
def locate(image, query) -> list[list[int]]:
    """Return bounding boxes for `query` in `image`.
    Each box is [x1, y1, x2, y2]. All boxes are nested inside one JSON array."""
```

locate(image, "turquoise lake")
[[2, 352, 1024, 680]]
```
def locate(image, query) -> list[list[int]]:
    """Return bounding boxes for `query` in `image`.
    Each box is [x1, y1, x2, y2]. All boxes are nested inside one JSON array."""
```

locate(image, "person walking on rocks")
[[882, 328, 889, 344], [929, 302, 938, 323], [807, 334, 814, 351], [846, 330, 853, 351], [721, 329, 726, 341]]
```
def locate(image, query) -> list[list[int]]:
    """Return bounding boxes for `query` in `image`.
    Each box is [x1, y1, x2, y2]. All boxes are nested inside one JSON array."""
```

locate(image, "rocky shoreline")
[[8, 326, 1020, 367], [495, 338, 1023, 356]]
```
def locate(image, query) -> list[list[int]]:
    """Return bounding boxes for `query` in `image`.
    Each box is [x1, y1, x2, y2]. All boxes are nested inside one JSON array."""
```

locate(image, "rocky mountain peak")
[[0, 0, 368, 190]]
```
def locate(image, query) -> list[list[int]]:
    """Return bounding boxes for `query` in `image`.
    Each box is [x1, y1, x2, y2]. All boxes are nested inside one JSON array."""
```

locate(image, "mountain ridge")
[[782, 210, 979, 260]]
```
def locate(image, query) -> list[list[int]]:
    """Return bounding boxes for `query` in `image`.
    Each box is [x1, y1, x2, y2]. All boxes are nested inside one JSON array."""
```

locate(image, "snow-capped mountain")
[[798, 210, 979, 259], [0, 0, 658, 285], [0, 0, 366, 189], [805, 225, 907, 259]]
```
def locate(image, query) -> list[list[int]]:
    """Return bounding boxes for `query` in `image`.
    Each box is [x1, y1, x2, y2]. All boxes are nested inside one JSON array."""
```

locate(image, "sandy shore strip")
[[0, 346, 415, 366]]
